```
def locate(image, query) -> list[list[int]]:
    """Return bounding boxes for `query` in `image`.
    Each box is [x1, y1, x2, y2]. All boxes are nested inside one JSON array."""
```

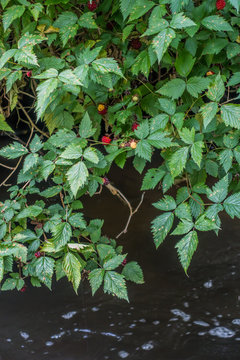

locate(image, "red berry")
[[34, 251, 41, 258], [103, 177, 110, 185], [122, 259, 127, 266], [132, 122, 139, 131], [216, 0, 226, 10], [102, 136, 111, 144], [26, 71, 32, 78], [130, 38, 142, 50], [87, 0, 97, 11], [20, 285, 27, 293]]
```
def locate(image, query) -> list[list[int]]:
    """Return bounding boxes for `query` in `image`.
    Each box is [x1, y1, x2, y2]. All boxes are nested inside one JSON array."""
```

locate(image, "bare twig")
[[0, 162, 14, 170]]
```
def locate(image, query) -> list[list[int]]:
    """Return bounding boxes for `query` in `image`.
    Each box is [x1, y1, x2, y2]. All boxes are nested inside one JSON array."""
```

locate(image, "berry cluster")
[[102, 136, 111, 144], [98, 104, 108, 115], [87, 0, 97, 11]]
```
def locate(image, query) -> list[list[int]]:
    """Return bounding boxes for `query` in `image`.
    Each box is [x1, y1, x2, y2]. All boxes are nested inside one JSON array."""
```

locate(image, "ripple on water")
[[20, 331, 29, 340], [170, 309, 191, 322], [203, 280, 213, 289], [209, 327, 236, 338], [232, 319, 240, 325], [61, 311, 77, 320], [193, 320, 210, 327], [141, 341, 154, 350], [118, 350, 129, 358]]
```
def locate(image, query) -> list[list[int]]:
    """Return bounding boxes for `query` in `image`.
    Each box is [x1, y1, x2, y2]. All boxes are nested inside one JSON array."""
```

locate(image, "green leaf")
[[97, 244, 116, 261], [169, 146, 189, 178], [207, 74, 225, 102], [35, 256, 55, 283], [186, 77, 210, 98], [171, 219, 193, 235], [122, 261, 144, 284], [34, 69, 58, 79], [195, 215, 218, 232], [23, 153, 38, 173], [69, 213, 86, 228], [89, 268, 105, 295], [170, 12, 196, 29], [78, 12, 98, 29], [175, 49, 195, 78], [151, 212, 174, 248], [228, 0, 239, 11], [147, 131, 174, 149], [104, 271, 128, 301], [200, 102, 219, 128], [79, 112, 94, 138], [0, 114, 14, 132], [61, 144, 82, 159], [0, 49, 17, 69], [52, 222, 72, 250], [61, 25, 78, 47], [1, 278, 17, 291], [143, 6, 168, 36], [223, 193, 240, 219], [36, 78, 58, 119], [134, 120, 149, 140], [141, 168, 165, 190], [0, 257, 4, 282], [16, 205, 42, 219], [206, 175, 228, 203], [59, 69, 82, 85], [219, 149, 233, 173], [153, 195, 176, 211], [221, 104, 240, 130], [191, 141, 204, 167], [228, 72, 240, 87], [175, 203, 192, 221], [175, 231, 198, 274], [128, 0, 154, 22], [63, 252, 81, 294], [120, 0, 135, 20], [41, 185, 62, 198], [0, 141, 28, 159], [179, 127, 195, 145], [29, 134, 43, 153], [158, 78, 186, 99], [135, 140, 152, 161], [92, 58, 123, 77], [131, 50, 151, 77], [103, 255, 126, 270], [170, 0, 190, 13], [3, 5, 25, 31], [153, 28, 176, 63], [83, 147, 99, 164], [40, 160, 55, 181], [66, 161, 89, 197], [202, 15, 233, 32]]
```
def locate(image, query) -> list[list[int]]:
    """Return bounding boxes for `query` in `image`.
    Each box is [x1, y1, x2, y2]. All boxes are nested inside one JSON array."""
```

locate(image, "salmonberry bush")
[[0, 0, 239, 300]]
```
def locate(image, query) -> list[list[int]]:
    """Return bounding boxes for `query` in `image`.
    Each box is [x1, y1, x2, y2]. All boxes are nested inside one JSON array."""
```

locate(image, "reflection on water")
[[0, 159, 240, 359]]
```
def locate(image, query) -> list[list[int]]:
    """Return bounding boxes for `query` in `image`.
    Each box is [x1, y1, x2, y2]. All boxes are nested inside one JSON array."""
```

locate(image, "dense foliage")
[[0, 0, 239, 300]]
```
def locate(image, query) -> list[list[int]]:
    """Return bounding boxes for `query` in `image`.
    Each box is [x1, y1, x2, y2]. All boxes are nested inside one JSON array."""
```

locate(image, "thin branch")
[[0, 162, 14, 170]]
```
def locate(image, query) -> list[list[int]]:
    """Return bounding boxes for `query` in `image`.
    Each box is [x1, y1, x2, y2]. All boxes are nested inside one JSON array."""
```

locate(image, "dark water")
[[1, 156, 240, 360]]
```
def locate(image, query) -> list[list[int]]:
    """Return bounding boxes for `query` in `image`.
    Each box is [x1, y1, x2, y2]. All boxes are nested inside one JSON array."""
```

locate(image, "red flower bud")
[[122, 259, 127, 266], [26, 71, 32, 78], [97, 104, 108, 115], [87, 0, 97, 11], [216, 0, 226, 10], [34, 251, 41, 258], [103, 177, 110, 185], [132, 122, 139, 131], [102, 136, 111, 144], [20, 285, 27, 293]]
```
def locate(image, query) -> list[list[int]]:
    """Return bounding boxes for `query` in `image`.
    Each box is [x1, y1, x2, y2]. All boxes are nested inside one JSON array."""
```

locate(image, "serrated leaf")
[[61, 144, 82, 159], [3, 5, 25, 31], [221, 104, 240, 129], [191, 141, 204, 167], [0, 49, 17, 69], [89, 268, 105, 295], [143, 6, 168, 36], [169, 147, 189, 178], [223, 193, 240, 219], [63, 252, 81, 293], [175, 49, 195, 78], [59, 69, 82, 85], [67, 161, 89, 197], [151, 212, 174, 248], [170, 12, 196, 29], [175, 203, 192, 220], [69, 213, 86, 228], [128, 0, 154, 22], [92, 58, 123, 77], [228, 0, 239, 11], [104, 271, 128, 301], [202, 15, 233, 32], [120, 0, 135, 20], [83, 147, 99, 164], [52, 222, 72, 250], [153, 28, 176, 63], [200, 102, 219, 128], [158, 78, 186, 99], [103, 255, 126, 271], [29, 134, 43, 153], [122, 261, 144, 284], [186, 77, 210, 98], [78, 12, 98, 29], [175, 231, 198, 274], [36, 78, 58, 119], [179, 127, 195, 145], [219, 149, 233, 173], [16, 205, 42, 219], [1, 278, 17, 291], [147, 131, 174, 149], [35, 256, 55, 284], [206, 175, 228, 203], [135, 140, 152, 161], [171, 219, 193, 235], [195, 215, 218, 231], [141, 168, 165, 190], [207, 74, 225, 102], [0, 114, 14, 132], [79, 112, 94, 138], [134, 120, 149, 140], [153, 195, 176, 211]]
